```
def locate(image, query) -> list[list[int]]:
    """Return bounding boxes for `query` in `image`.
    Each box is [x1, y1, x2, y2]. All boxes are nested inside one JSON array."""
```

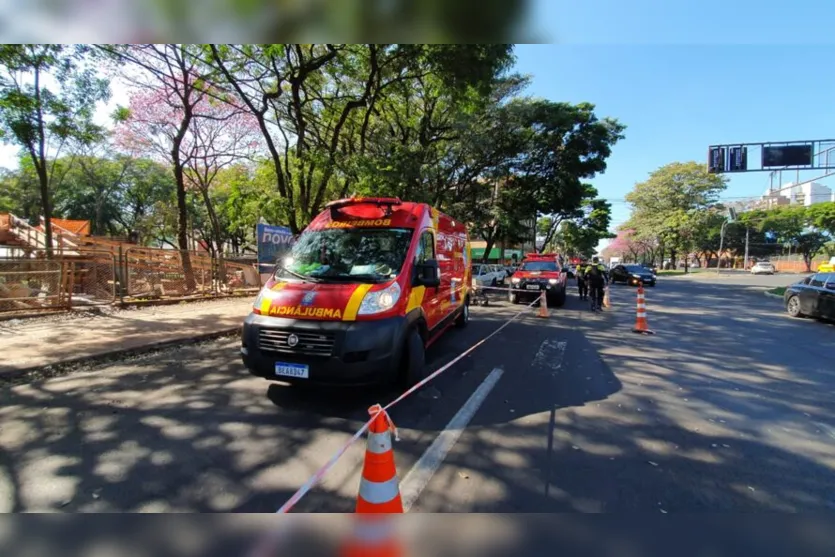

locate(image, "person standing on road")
[[576, 260, 589, 300], [584, 257, 608, 311]]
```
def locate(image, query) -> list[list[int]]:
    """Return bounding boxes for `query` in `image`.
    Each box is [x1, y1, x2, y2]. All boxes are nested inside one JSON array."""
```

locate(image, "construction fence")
[[0, 247, 262, 315], [768, 254, 830, 273]]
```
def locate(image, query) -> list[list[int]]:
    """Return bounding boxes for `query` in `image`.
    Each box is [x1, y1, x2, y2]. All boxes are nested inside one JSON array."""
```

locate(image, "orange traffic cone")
[[536, 292, 549, 318], [340, 516, 402, 557], [356, 405, 403, 513], [632, 285, 655, 335]]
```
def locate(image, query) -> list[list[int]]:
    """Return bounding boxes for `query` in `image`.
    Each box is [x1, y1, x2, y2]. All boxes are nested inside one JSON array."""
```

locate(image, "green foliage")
[[625, 161, 728, 266], [2, 44, 625, 262], [742, 204, 830, 271], [0, 44, 110, 255], [511, 100, 625, 251], [806, 201, 835, 236]]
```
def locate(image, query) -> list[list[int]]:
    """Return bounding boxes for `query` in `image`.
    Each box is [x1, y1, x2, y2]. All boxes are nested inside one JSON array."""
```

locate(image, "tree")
[[807, 201, 835, 237], [205, 44, 515, 232], [180, 97, 260, 256], [0, 44, 109, 256], [508, 100, 625, 252], [625, 161, 728, 270], [744, 205, 827, 272], [108, 44, 220, 289]]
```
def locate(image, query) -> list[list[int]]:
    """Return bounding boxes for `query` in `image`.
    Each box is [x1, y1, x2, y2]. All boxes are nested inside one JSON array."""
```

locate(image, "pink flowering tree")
[[604, 227, 658, 263], [110, 45, 214, 290]]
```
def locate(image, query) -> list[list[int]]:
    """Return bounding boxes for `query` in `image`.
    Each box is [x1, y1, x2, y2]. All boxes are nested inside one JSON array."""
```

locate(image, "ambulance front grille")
[[258, 329, 335, 357]]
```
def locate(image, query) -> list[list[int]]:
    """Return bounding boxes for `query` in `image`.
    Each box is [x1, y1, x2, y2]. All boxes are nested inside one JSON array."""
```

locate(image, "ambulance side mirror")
[[414, 259, 441, 288]]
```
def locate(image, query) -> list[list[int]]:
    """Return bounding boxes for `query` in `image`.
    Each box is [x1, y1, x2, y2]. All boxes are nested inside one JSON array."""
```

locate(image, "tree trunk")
[[804, 253, 812, 273], [200, 187, 227, 283], [172, 160, 196, 291], [36, 163, 53, 258], [481, 229, 498, 264], [669, 248, 677, 269]]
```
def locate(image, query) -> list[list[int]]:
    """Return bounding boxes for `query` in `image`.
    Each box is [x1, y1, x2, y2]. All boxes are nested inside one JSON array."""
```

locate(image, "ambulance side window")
[[416, 230, 435, 263]]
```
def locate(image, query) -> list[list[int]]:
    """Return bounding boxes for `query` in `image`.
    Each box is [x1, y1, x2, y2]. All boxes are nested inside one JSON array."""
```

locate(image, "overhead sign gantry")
[[707, 139, 835, 174]]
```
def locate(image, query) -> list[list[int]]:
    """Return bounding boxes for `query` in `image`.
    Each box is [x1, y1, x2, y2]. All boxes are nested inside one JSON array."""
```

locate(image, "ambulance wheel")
[[455, 300, 469, 328], [400, 328, 426, 387]]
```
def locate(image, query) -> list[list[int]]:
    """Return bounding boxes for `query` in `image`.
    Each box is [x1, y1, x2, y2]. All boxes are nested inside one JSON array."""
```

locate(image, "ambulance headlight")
[[548, 278, 558, 284], [253, 288, 269, 313], [358, 282, 402, 315], [511, 277, 521, 284]]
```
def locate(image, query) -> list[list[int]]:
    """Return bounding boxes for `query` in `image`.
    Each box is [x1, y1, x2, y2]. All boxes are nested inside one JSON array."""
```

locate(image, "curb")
[[763, 291, 783, 300], [0, 326, 242, 384]]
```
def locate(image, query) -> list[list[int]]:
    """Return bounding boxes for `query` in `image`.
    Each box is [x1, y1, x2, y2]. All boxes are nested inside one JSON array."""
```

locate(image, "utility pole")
[[743, 227, 750, 271]]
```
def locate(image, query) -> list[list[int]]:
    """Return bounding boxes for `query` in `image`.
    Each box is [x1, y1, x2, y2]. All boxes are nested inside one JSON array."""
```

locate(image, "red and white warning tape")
[[275, 294, 544, 513], [474, 284, 567, 294]]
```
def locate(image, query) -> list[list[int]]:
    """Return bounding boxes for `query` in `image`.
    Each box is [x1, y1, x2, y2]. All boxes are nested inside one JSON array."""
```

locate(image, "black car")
[[610, 264, 656, 287], [784, 272, 835, 320]]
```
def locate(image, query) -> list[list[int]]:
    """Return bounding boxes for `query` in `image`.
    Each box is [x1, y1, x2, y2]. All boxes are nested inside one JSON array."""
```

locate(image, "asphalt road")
[[1, 277, 834, 513], [663, 269, 808, 289]]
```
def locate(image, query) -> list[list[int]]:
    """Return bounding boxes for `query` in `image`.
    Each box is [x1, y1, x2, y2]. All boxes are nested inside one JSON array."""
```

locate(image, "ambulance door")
[[435, 229, 455, 323], [415, 228, 441, 330]]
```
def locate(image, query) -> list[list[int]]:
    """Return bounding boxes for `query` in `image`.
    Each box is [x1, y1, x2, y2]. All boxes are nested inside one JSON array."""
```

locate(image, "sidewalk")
[[1, 298, 253, 376]]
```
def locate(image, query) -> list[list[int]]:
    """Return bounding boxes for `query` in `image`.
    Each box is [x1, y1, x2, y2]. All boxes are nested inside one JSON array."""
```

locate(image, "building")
[[469, 218, 536, 264], [762, 181, 834, 207]]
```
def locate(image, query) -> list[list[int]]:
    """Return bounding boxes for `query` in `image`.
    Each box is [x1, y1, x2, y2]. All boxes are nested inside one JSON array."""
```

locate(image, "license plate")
[[526, 284, 540, 290], [275, 362, 309, 379]]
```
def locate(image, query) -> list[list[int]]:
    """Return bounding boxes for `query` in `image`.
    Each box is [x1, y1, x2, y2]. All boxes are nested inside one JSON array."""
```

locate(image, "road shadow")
[[0, 338, 363, 512]]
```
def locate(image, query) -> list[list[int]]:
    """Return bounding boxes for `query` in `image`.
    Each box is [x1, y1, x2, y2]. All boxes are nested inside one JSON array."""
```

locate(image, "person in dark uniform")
[[576, 260, 589, 300]]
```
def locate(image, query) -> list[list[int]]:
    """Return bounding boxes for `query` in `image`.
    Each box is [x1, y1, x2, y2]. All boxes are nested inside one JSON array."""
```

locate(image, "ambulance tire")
[[400, 328, 426, 387], [455, 298, 470, 328]]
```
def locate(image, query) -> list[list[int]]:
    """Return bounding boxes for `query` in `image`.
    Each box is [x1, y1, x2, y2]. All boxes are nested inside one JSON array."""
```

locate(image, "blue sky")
[[517, 0, 835, 239]]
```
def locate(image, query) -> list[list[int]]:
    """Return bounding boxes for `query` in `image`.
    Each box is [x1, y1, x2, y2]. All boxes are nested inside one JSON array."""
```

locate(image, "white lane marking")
[[400, 367, 505, 512], [814, 422, 835, 440], [532, 339, 567, 374]]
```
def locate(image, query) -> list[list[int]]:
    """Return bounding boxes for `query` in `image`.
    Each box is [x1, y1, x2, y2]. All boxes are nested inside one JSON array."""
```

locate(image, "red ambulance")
[[241, 197, 471, 386], [507, 252, 568, 306]]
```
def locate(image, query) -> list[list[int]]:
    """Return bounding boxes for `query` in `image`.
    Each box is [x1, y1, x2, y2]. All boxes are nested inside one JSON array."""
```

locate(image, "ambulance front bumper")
[[241, 313, 408, 386]]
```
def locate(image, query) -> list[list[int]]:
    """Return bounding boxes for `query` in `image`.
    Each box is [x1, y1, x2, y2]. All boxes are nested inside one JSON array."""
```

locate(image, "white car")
[[472, 264, 506, 287], [751, 261, 775, 275]]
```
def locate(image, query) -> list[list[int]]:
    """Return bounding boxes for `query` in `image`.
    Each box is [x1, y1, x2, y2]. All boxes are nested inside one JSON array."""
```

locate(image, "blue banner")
[[257, 223, 294, 273]]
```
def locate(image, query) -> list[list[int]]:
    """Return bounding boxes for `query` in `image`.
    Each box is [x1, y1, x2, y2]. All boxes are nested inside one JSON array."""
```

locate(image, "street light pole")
[[717, 219, 729, 273]]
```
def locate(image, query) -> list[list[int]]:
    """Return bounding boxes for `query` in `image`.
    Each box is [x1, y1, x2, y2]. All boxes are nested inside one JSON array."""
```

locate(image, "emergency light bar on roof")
[[326, 197, 403, 220], [524, 253, 558, 260]]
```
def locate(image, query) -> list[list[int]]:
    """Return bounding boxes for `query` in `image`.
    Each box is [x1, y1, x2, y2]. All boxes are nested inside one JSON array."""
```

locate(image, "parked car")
[[818, 257, 835, 273], [609, 264, 656, 287], [751, 261, 776, 275], [473, 263, 506, 287], [784, 272, 835, 320]]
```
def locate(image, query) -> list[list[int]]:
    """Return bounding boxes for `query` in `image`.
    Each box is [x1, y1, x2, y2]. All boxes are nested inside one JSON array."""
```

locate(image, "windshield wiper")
[[319, 273, 387, 284], [278, 267, 322, 283]]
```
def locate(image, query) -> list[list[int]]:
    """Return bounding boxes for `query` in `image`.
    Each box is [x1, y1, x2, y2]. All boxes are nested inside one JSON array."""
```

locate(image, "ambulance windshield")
[[277, 227, 414, 283], [520, 261, 559, 272]]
